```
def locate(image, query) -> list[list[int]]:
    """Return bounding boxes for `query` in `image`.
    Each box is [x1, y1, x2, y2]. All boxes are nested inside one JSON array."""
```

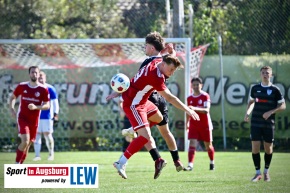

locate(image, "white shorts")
[[38, 119, 54, 133]]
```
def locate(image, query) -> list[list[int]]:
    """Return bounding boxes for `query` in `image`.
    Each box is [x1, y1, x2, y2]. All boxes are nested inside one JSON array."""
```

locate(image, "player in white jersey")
[[33, 71, 59, 161]]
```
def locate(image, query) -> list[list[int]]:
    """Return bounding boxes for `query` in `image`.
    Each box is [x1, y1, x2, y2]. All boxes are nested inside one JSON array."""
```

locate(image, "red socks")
[[188, 146, 196, 163], [16, 149, 27, 164], [16, 149, 24, 163], [124, 136, 148, 159], [208, 146, 215, 161], [20, 153, 27, 164]]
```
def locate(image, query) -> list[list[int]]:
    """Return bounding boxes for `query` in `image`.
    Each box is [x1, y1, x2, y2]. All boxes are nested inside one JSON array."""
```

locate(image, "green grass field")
[[0, 151, 289, 193]]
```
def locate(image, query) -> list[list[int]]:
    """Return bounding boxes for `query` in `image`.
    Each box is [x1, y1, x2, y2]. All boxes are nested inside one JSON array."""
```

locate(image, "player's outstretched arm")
[[106, 91, 121, 101], [158, 89, 199, 121], [189, 105, 210, 114], [9, 94, 17, 118], [161, 43, 176, 57]]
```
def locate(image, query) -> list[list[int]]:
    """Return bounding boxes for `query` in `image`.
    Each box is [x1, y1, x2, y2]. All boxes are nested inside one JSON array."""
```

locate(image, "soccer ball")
[[110, 73, 130, 93]]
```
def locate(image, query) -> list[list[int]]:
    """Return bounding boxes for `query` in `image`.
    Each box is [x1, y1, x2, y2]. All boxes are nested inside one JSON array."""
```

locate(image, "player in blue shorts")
[[33, 71, 59, 161]]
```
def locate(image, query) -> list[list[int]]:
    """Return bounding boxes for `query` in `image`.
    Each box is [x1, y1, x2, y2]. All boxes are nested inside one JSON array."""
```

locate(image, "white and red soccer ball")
[[110, 73, 130, 93]]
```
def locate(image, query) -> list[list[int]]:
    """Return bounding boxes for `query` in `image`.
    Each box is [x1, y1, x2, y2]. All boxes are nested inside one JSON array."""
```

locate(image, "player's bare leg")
[[157, 124, 184, 171]]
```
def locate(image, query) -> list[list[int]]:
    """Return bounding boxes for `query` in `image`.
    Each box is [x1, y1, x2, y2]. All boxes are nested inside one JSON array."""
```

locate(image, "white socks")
[[34, 133, 42, 157], [119, 155, 128, 166], [34, 133, 54, 158], [44, 134, 54, 156]]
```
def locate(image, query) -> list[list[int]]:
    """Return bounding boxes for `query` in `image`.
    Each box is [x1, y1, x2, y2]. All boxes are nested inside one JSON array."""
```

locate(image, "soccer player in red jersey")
[[184, 77, 215, 171], [9, 66, 50, 164], [121, 32, 184, 172], [244, 66, 286, 182], [106, 54, 199, 179]]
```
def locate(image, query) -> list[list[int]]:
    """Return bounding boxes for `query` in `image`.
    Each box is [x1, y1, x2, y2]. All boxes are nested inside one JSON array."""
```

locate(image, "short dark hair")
[[28, 66, 39, 73], [191, 77, 203, 84], [162, 54, 183, 68], [145, 31, 165, 52], [260, 66, 272, 72]]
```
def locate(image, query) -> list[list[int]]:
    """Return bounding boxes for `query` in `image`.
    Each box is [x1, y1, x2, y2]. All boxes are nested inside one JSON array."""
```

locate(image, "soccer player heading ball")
[[121, 32, 184, 174], [106, 54, 199, 179]]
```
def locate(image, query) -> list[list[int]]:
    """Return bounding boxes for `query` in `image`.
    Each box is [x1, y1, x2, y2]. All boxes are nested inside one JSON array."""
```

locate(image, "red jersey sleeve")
[[13, 84, 23, 97], [155, 81, 167, 91], [153, 71, 167, 92], [43, 87, 50, 102]]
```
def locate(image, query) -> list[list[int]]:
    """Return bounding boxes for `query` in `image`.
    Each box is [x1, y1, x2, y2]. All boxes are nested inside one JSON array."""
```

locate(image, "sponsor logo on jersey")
[[35, 92, 40, 97], [255, 98, 268, 103], [198, 99, 202, 105]]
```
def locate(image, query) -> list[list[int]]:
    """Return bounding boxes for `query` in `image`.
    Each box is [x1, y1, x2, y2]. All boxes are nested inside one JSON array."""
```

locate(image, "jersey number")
[[133, 67, 146, 83]]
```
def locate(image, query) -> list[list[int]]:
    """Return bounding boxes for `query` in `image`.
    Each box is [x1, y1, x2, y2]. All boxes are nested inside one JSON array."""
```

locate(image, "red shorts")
[[17, 117, 38, 142], [188, 126, 213, 142], [123, 100, 159, 131]]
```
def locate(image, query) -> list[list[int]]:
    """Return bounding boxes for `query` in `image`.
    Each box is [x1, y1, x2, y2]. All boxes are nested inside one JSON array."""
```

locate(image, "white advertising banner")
[[4, 164, 99, 188]]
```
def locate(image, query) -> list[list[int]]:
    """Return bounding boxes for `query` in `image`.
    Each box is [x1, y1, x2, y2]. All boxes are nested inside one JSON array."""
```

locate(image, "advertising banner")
[[200, 55, 290, 138], [0, 55, 289, 143]]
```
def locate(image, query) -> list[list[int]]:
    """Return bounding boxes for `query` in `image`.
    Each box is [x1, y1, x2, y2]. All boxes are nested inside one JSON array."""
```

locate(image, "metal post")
[[166, 0, 172, 38], [188, 4, 193, 43], [173, 0, 185, 37], [218, 35, 227, 150], [184, 38, 191, 152]]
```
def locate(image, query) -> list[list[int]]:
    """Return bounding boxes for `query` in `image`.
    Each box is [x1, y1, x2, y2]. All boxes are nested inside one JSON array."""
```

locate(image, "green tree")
[[185, 0, 290, 55], [0, 0, 135, 39], [121, 0, 166, 38]]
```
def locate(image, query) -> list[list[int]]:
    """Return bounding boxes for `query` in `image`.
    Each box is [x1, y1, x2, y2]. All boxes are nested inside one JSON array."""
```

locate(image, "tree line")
[[0, 0, 289, 55]]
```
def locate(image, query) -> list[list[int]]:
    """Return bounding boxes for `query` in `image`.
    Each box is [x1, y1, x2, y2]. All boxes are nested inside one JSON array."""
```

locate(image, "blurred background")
[[0, 0, 289, 152]]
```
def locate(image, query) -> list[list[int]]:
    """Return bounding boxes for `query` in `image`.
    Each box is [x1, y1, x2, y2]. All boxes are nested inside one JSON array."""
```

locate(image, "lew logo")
[[70, 166, 98, 185], [4, 164, 99, 188]]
